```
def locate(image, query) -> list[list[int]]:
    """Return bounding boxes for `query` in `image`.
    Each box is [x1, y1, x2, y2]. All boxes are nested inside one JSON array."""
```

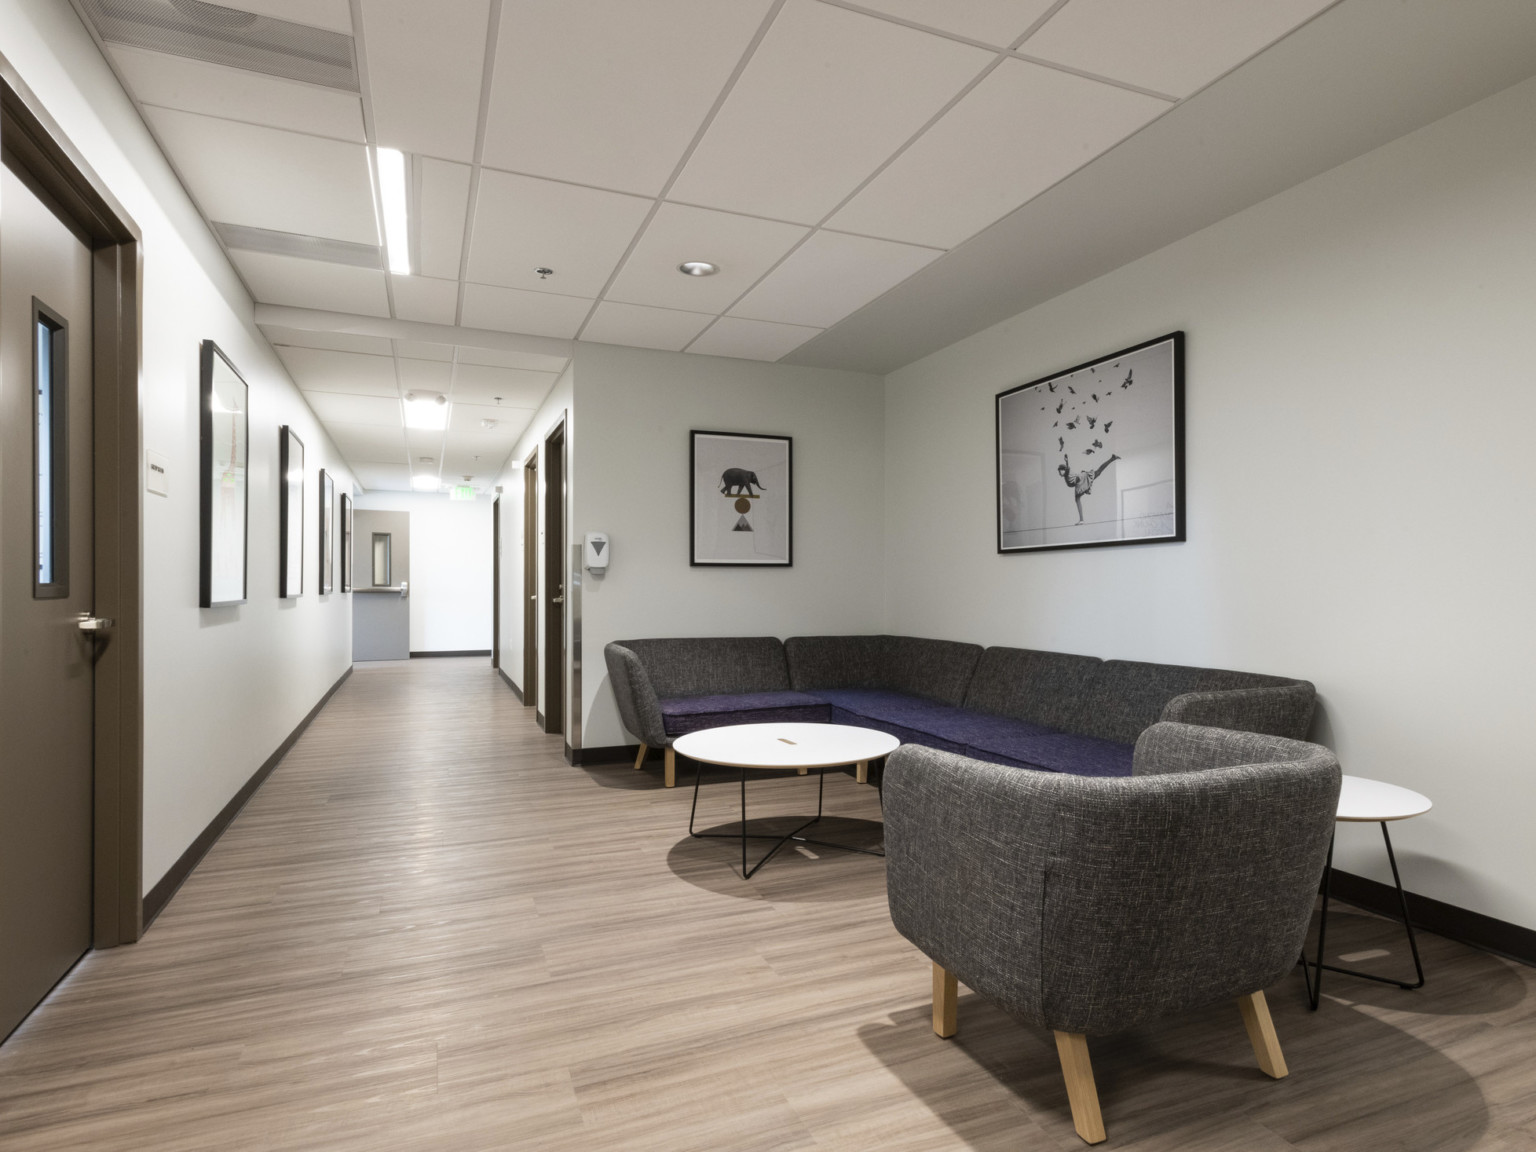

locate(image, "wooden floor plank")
[[0, 658, 1531, 1150]]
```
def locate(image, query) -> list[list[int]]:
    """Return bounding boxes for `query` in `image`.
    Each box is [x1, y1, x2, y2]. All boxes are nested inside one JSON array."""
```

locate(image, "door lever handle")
[[552, 595, 564, 604], [77, 614, 115, 633]]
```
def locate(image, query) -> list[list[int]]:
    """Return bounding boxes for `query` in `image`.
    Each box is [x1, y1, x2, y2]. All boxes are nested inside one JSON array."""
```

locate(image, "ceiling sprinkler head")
[[480, 418, 497, 430], [535, 267, 554, 279], [678, 261, 719, 277]]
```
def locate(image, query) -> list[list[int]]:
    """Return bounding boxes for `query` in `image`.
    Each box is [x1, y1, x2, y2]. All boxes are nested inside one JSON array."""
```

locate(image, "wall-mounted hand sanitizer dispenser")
[[584, 532, 609, 572]]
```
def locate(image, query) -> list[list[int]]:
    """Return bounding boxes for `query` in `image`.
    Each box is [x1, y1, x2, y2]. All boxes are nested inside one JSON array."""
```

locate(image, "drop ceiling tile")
[[226, 0, 354, 34], [144, 107, 376, 243], [391, 275, 459, 325], [460, 283, 594, 340], [418, 158, 471, 279], [483, 0, 773, 195], [111, 47, 365, 141], [851, 0, 1058, 46], [398, 358, 454, 393], [230, 250, 391, 316], [667, 0, 990, 224], [467, 171, 651, 297], [687, 317, 822, 362], [605, 202, 808, 312], [393, 339, 456, 361], [1019, 0, 1334, 99], [448, 403, 529, 435], [405, 429, 446, 464], [263, 325, 394, 355], [580, 302, 714, 352], [325, 421, 407, 464], [353, 462, 412, 491], [456, 346, 569, 373], [358, 0, 490, 160], [828, 59, 1166, 249], [277, 346, 398, 395], [450, 364, 557, 408], [730, 230, 940, 329], [305, 391, 404, 428]]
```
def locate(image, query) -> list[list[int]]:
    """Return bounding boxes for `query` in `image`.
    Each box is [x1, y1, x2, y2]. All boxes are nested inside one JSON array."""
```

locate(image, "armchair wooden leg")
[[1237, 990, 1288, 1079], [664, 747, 676, 788], [856, 759, 869, 784], [1054, 1031, 1106, 1145], [932, 962, 958, 1038], [633, 743, 648, 771]]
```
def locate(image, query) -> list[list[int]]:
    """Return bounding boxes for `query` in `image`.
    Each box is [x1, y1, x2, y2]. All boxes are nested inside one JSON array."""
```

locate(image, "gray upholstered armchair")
[[884, 722, 1340, 1144]]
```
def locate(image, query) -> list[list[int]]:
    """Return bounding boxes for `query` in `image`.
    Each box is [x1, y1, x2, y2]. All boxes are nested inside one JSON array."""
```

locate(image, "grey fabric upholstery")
[[961, 646, 1104, 731], [785, 635, 983, 706], [603, 637, 790, 747], [885, 723, 1339, 1036], [1080, 659, 1308, 745], [603, 642, 668, 748], [1161, 682, 1317, 741]]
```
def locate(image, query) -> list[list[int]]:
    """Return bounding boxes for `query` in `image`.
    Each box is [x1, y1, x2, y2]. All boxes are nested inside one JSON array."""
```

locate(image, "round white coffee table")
[[1303, 774, 1432, 1009], [673, 723, 900, 878]]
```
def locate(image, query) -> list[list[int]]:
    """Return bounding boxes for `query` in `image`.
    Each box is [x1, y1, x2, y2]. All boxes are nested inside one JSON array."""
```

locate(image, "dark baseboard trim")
[[142, 665, 353, 929], [410, 649, 491, 658], [496, 667, 523, 702], [535, 710, 544, 728], [571, 743, 638, 767], [1329, 868, 1536, 969]]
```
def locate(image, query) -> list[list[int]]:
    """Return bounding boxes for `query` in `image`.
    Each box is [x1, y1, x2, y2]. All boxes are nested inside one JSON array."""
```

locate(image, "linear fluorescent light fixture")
[[403, 391, 448, 430], [374, 146, 410, 275], [411, 473, 440, 492]]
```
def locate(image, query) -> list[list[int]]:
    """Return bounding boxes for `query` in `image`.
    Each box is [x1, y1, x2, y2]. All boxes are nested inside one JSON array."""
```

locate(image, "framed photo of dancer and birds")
[[996, 332, 1184, 554], [690, 430, 792, 566]]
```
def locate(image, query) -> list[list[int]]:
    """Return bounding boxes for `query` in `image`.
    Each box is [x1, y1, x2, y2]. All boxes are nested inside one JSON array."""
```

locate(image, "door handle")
[[77, 614, 114, 633], [552, 595, 565, 604]]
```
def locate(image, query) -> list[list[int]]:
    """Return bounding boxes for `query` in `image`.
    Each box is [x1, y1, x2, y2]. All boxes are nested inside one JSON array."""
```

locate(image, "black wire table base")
[[1300, 821, 1426, 1010], [688, 759, 885, 879]]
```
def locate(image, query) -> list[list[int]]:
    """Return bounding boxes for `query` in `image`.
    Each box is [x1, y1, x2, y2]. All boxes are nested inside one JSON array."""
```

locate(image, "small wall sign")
[[146, 449, 169, 496]]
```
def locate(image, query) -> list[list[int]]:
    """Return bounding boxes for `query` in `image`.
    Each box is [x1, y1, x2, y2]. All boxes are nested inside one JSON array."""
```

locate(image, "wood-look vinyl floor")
[[1, 658, 1532, 1150]]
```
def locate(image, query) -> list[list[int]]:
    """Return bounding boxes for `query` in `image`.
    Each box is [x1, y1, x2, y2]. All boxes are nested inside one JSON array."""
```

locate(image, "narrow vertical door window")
[[34, 303, 68, 597]]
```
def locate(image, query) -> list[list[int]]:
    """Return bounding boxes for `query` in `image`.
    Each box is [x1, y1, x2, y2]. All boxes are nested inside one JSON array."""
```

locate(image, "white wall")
[[883, 75, 1536, 930], [353, 491, 493, 653], [572, 342, 885, 751], [1, 0, 356, 895]]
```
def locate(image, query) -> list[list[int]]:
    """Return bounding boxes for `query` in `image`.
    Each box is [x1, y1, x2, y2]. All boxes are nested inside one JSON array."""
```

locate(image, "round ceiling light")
[[678, 261, 719, 277]]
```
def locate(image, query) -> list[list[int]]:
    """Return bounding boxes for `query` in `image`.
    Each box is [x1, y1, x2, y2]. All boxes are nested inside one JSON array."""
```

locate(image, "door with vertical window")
[[0, 161, 97, 1040]]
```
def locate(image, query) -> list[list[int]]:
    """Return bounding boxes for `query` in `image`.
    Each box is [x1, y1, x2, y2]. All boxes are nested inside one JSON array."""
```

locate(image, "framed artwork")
[[690, 430, 792, 566], [319, 469, 335, 594], [278, 425, 305, 597], [199, 341, 249, 607], [340, 492, 353, 592], [996, 331, 1184, 553]]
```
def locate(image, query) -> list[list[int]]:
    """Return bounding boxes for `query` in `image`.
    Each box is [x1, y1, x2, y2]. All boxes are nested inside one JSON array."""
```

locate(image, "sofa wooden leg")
[[664, 746, 676, 788], [797, 767, 808, 775], [1054, 1031, 1106, 1145], [856, 759, 868, 784], [633, 743, 648, 771], [1237, 990, 1288, 1079], [932, 962, 958, 1038]]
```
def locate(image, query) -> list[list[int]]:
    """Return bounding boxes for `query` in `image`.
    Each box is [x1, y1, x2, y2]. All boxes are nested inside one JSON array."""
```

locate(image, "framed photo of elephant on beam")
[[690, 430, 792, 566]]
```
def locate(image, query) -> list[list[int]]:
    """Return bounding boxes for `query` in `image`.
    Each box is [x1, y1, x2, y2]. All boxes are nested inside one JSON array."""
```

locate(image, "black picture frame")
[[319, 468, 335, 595], [199, 340, 249, 607], [689, 429, 793, 567], [996, 331, 1184, 554], [278, 425, 305, 598], [339, 491, 352, 592]]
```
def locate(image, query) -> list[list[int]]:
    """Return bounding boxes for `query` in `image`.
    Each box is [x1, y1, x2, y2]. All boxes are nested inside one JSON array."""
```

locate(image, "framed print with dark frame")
[[319, 468, 335, 594], [339, 491, 352, 592], [278, 425, 305, 597], [690, 430, 792, 566], [199, 341, 249, 607], [996, 332, 1184, 554]]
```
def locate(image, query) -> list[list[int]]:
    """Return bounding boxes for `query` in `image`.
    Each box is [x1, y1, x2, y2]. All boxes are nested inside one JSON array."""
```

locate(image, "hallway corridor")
[[0, 660, 1531, 1151]]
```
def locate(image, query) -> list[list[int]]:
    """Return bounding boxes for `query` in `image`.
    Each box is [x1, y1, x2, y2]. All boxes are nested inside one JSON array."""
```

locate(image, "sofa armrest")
[[1160, 682, 1315, 741], [884, 744, 1051, 1028], [603, 642, 669, 748]]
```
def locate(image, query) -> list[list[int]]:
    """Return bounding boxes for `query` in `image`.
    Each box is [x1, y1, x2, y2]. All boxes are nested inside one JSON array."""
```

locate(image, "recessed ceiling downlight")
[[678, 261, 719, 277]]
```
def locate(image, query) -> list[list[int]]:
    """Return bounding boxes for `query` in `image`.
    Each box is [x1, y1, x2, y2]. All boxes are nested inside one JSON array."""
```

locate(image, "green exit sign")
[[449, 485, 475, 501]]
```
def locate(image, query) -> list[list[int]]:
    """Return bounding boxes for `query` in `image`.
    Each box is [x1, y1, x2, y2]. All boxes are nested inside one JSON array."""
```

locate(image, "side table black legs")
[[1301, 821, 1426, 1010]]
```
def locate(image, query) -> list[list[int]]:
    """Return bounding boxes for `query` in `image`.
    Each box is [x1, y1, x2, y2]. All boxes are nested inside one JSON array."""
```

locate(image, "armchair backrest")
[[885, 724, 1339, 1035]]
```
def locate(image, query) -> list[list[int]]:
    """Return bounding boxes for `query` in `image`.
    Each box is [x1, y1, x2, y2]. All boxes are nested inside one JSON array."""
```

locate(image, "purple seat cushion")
[[965, 732, 1134, 778], [659, 691, 831, 737]]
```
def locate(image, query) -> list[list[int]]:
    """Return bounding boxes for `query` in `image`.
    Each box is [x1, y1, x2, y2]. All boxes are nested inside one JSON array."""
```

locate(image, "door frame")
[[521, 447, 537, 708], [490, 495, 500, 669], [542, 419, 566, 735], [1, 62, 144, 947]]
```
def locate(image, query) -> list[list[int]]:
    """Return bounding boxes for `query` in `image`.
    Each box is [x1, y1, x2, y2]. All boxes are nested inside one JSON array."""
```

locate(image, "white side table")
[[673, 723, 900, 879], [1302, 774, 1432, 1010]]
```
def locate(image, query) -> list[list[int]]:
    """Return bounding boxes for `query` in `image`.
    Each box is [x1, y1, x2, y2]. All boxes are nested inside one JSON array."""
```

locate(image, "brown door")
[[543, 422, 565, 734], [522, 450, 537, 707], [0, 160, 97, 1040], [491, 495, 500, 669]]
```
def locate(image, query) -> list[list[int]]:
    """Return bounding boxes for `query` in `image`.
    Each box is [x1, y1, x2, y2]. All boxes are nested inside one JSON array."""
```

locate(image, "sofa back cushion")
[[619, 637, 789, 699], [1078, 660, 1297, 745], [962, 647, 1104, 731], [785, 635, 982, 706]]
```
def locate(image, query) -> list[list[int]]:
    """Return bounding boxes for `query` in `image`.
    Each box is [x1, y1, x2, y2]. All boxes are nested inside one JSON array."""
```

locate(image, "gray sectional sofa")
[[604, 635, 1315, 787]]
